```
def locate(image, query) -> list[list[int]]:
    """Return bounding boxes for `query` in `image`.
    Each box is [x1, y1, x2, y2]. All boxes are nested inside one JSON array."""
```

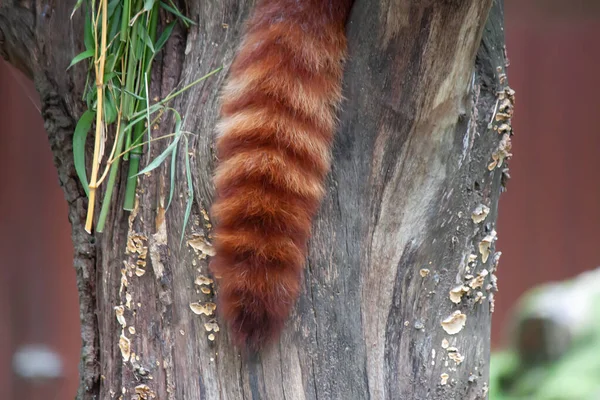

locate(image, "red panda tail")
[[210, 0, 353, 350]]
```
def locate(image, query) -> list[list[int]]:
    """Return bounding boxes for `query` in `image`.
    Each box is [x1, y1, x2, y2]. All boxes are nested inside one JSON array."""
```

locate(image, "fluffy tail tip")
[[218, 286, 292, 351]]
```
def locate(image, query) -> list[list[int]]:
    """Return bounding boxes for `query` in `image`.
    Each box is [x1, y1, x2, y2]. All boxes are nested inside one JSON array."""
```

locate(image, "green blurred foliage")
[[490, 294, 600, 399]]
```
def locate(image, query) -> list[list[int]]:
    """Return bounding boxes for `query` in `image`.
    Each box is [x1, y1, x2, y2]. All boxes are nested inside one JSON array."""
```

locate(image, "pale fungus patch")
[[495, 92, 515, 122], [188, 236, 216, 257], [420, 268, 431, 278], [449, 285, 470, 304], [471, 204, 490, 224], [134, 384, 156, 399], [497, 123, 512, 135], [204, 322, 220, 332], [189, 302, 217, 316], [195, 275, 214, 286], [115, 306, 126, 327], [441, 311, 467, 335], [119, 334, 131, 362], [127, 234, 149, 256], [468, 269, 489, 289], [120, 268, 129, 294], [490, 273, 499, 291], [488, 134, 512, 170], [440, 373, 449, 385], [474, 291, 486, 304], [491, 252, 502, 273], [478, 230, 497, 263], [447, 347, 465, 365], [201, 208, 211, 222], [489, 293, 496, 313]]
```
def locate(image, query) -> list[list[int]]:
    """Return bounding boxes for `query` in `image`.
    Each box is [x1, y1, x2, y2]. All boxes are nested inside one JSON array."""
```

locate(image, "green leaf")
[[104, 91, 118, 125], [144, 0, 157, 11], [67, 49, 94, 70], [139, 25, 155, 54], [85, 82, 96, 109], [107, 0, 121, 19], [134, 109, 181, 176], [120, 0, 131, 43], [84, 8, 95, 51], [103, 71, 119, 83], [160, 1, 195, 26], [144, 73, 152, 159], [167, 142, 177, 210], [124, 103, 163, 132], [73, 110, 95, 196], [108, 4, 123, 42], [154, 21, 175, 54], [166, 110, 183, 210], [129, 31, 140, 62], [122, 89, 147, 101], [134, 137, 180, 177], [181, 135, 193, 246], [104, 53, 116, 75], [70, 0, 84, 19]]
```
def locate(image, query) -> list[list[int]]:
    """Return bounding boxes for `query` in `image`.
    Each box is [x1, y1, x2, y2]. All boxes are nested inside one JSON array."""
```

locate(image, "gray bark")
[[0, 0, 511, 399]]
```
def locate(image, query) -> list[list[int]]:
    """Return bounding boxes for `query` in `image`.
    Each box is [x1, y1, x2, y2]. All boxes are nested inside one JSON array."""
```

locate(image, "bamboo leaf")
[[144, 0, 157, 11], [104, 53, 116, 74], [167, 141, 177, 210], [120, 0, 131, 43], [123, 103, 164, 132], [71, 0, 84, 19], [166, 110, 183, 210], [160, 1, 195, 26], [103, 71, 119, 82], [139, 25, 155, 54], [73, 110, 96, 196], [154, 21, 175, 54], [108, 6, 123, 44], [104, 91, 118, 125], [107, 0, 121, 19], [181, 135, 193, 246], [85, 84, 96, 109], [134, 137, 180, 177], [84, 8, 95, 51], [68, 49, 94, 70], [122, 89, 147, 101], [144, 73, 152, 158], [134, 109, 181, 176]]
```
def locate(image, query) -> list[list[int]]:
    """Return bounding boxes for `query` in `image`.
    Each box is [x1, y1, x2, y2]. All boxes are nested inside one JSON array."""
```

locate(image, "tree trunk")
[[0, 0, 511, 399]]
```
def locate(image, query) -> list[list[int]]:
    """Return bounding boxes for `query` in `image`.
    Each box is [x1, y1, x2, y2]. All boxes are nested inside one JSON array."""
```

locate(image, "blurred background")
[[1, 0, 599, 398]]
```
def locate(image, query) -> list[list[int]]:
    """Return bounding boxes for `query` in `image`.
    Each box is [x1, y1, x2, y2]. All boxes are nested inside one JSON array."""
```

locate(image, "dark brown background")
[[1, 1, 599, 397]]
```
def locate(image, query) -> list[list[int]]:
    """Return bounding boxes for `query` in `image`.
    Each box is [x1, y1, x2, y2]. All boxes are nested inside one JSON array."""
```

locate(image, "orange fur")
[[210, 0, 354, 350]]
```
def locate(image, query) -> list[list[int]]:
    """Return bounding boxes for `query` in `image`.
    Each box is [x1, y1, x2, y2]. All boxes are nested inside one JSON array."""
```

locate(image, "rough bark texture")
[[0, 0, 510, 399]]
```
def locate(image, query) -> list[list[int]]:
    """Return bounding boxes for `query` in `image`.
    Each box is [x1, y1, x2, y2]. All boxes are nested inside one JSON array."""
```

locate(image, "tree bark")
[[0, 0, 511, 399]]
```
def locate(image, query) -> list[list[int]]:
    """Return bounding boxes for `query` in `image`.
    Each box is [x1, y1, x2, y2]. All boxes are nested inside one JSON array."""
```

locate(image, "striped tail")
[[210, 0, 353, 350]]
